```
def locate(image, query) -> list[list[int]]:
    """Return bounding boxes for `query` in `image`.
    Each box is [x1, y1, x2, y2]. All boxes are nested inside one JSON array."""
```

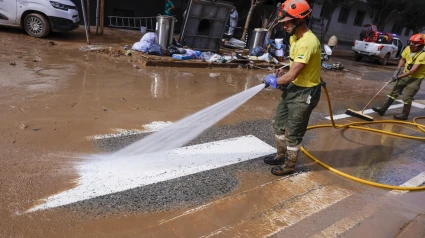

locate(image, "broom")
[[345, 79, 393, 121]]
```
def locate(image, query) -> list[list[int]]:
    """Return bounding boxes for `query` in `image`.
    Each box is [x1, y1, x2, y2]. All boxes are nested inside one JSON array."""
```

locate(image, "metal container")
[[155, 15, 176, 50], [179, 0, 233, 52], [249, 28, 270, 51]]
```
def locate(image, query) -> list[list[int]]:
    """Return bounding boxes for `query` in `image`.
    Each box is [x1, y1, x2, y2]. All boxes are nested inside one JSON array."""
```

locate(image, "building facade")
[[310, 0, 410, 45]]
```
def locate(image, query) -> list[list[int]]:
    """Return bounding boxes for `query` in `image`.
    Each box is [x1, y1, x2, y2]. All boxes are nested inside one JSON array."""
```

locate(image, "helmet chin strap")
[[411, 44, 424, 53], [288, 19, 303, 36]]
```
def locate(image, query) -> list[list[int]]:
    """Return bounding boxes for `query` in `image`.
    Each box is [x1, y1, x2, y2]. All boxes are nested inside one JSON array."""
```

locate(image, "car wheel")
[[380, 53, 390, 66], [24, 13, 51, 38], [355, 54, 362, 61]]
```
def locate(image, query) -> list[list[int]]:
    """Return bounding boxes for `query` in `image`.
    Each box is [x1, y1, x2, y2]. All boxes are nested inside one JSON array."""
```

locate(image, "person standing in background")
[[164, 0, 175, 16], [227, 6, 238, 36]]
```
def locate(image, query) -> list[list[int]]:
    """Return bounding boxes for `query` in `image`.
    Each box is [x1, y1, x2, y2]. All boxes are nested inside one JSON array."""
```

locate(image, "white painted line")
[[27, 135, 275, 212], [326, 100, 425, 121], [326, 105, 404, 120], [86, 121, 173, 140], [311, 172, 425, 238], [396, 100, 425, 109]]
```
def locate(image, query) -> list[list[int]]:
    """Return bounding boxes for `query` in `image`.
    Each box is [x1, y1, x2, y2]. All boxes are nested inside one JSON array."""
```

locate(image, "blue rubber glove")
[[263, 74, 278, 88]]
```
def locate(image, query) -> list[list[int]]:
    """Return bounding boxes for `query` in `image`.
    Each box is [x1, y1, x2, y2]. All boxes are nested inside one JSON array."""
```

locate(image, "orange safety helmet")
[[409, 33, 425, 46], [278, 0, 312, 22]]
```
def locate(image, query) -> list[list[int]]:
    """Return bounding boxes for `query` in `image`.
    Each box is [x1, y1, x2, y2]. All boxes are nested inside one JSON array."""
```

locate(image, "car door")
[[0, 0, 17, 26], [390, 39, 399, 60], [396, 39, 403, 58]]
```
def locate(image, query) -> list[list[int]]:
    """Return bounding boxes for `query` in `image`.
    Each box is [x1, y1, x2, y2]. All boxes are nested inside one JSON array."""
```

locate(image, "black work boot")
[[264, 135, 287, 165], [394, 103, 411, 120], [372, 97, 395, 116], [271, 149, 299, 176]]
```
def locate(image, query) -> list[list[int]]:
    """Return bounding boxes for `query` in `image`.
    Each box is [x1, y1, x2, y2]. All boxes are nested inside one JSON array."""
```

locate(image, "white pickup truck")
[[352, 37, 403, 65]]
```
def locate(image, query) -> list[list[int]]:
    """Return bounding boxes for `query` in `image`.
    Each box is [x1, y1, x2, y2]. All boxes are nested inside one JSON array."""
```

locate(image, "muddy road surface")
[[1, 27, 425, 237]]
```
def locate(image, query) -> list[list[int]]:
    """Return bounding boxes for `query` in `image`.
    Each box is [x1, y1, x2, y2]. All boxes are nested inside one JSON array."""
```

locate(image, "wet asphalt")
[[65, 119, 314, 217], [50, 62, 425, 218]]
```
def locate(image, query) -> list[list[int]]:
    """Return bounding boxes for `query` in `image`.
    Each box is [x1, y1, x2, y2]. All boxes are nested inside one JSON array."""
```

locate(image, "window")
[[391, 23, 403, 35], [404, 28, 410, 36], [320, 3, 332, 19], [353, 10, 366, 26], [338, 6, 350, 24], [392, 39, 398, 46]]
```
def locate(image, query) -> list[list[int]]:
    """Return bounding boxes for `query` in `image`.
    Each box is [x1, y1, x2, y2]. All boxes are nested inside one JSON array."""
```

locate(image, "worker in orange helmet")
[[372, 33, 425, 120], [263, 0, 321, 176]]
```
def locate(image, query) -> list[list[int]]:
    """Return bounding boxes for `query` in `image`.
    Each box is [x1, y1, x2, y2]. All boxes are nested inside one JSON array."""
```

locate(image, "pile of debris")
[[130, 33, 288, 66]]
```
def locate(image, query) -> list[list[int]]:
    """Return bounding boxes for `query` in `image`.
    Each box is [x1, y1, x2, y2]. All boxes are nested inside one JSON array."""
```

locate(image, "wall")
[[71, 0, 163, 26]]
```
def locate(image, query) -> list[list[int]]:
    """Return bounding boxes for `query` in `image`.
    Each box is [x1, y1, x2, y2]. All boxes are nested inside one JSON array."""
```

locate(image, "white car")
[[352, 37, 403, 65], [0, 0, 80, 37]]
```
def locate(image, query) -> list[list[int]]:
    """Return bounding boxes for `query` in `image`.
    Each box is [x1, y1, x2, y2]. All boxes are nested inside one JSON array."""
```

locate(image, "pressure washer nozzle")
[[263, 81, 270, 88]]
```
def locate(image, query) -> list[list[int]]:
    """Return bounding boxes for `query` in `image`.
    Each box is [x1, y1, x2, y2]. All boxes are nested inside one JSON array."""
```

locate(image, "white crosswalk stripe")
[[27, 135, 275, 212]]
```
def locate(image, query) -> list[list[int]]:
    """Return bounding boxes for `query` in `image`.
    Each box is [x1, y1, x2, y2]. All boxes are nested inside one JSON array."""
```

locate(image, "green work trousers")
[[273, 83, 321, 147], [388, 76, 423, 104]]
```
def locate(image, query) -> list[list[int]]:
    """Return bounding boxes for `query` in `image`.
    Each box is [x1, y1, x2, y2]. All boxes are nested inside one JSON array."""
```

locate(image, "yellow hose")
[[301, 84, 425, 190]]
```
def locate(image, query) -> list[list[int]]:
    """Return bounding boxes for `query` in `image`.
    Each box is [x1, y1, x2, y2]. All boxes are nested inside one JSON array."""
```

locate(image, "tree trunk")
[[323, 7, 337, 44], [323, 18, 332, 44], [241, 4, 254, 41], [100, 0, 104, 35]]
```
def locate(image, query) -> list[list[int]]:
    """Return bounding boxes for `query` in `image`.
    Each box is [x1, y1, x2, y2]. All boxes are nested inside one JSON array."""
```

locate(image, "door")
[[396, 39, 403, 59], [390, 39, 399, 60], [0, 0, 17, 26]]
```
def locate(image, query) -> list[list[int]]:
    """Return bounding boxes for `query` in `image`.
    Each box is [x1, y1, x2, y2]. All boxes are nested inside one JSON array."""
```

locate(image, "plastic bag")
[[166, 46, 180, 56], [200, 52, 213, 61], [275, 49, 284, 57], [140, 32, 156, 44], [132, 42, 150, 53], [208, 54, 222, 63], [132, 32, 157, 53], [148, 43, 162, 56], [185, 49, 202, 59], [258, 53, 271, 63], [250, 46, 265, 56]]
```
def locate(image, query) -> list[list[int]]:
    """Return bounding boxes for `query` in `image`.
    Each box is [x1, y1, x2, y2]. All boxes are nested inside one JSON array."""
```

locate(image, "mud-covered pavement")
[[1, 27, 425, 237]]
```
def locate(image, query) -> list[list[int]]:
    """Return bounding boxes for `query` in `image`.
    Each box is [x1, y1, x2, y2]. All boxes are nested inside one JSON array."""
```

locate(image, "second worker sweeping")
[[372, 33, 425, 120]]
